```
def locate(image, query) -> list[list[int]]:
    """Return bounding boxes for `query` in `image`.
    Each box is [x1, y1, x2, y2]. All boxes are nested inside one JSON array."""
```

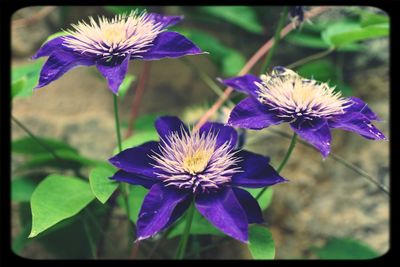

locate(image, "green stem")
[[285, 48, 335, 69], [11, 115, 60, 160], [256, 132, 297, 200], [260, 6, 289, 74], [175, 202, 196, 259], [113, 94, 133, 245], [113, 94, 123, 152], [82, 212, 97, 259]]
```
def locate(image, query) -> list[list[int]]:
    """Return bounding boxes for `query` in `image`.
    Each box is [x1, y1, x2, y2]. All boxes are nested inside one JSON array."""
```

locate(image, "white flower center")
[[255, 67, 352, 119], [149, 127, 242, 193], [62, 10, 164, 60]]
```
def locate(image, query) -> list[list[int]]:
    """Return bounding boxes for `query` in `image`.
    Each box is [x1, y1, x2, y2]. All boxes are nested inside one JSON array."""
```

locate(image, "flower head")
[[109, 116, 287, 242], [221, 66, 387, 158], [32, 10, 204, 94]]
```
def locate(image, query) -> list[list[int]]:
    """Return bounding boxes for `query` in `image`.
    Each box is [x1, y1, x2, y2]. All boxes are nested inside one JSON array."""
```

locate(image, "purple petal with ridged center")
[[290, 118, 332, 158], [232, 188, 264, 224], [96, 55, 130, 94], [328, 112, 387, 141], [138, 32, 203, 60], [220, 74, 261, 98], [35, 50, 94, 89], [195, 187, 249, 243], [231, 150, 287, 188], [345, 97, 381, 121], [109, 170, 158, 189], [155, 116, 189, 142], [199, 122, 238, 150], [227, 97, 286, 130], [136, 183, 190, 241], [108, 141, 159, 179], [148, 13, 183, 29], [32, 36, 67, 59]]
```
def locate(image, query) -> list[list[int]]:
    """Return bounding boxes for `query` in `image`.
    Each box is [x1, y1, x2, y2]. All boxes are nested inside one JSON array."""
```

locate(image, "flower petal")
[[155, 116, 189, 141], [138, 32, 203, 60], [227, 97, 286, 130], [199, 122, 238, 149], [195, 187, 249, 243], [328, 112, 386, 140], [345, 97, 381, 121], [148, 13, 183, 28], [232, 188, 264, 224], [32, 36, 67, 59], [136, 183, 190, 240], [109, 170, 157, 189], [35, 50, 94, 89], [290, 118, 332, 158], [231, 150, 287, 188], [108, 141, 159, 179], [220, 74, 261, 98], [96, 55, 130, 94]]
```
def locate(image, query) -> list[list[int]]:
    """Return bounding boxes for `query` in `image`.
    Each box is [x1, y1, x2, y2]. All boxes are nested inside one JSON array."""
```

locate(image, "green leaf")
[[117, 185, 148, 223], [221, 51, 246, 76], [29, 174, 95, 238], [12, 136, 78, 155], [104, 6, 145, 14], [311, 238, 380, 259], [248, 225, 275, 259], [11, 176, 37, 202], [118, 74, 136, 100], [200, 6, 263, 34], [133, 113, 161, 131], [329, 24, 388, 47], [89, 165, 118, 204], [113, 130, 159, 155], [286, 32, 332, 49], [17, 150, 97, 171], [175, 27, 245, 76], [12, 60, 43, 98], [360, 12, 389, 27], [167, 209, 224, 238], [247, 187, 274, 210], [12, 223, 31, 254], [321, 21, 360, 46], [11, 78, 26, 99], [296, 59, 336, 82], [322, 21, 388, 48]]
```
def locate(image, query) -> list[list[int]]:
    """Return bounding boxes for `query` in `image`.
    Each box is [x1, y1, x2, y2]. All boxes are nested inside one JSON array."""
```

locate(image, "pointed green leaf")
[[29, 174, 95, 238], [311, 238, 380, 259], [248, 225, 275, 259], [12, 60, 43, 98], [89, 165, 118, 204], [200, 6, 263, 34], [11, 176, 37, 202], [247, 187, 274, 210], [360, 12, 389, 27], [17, 150, 97, 171], [12, 136, 78, 155], [118, 74, 136, 100]]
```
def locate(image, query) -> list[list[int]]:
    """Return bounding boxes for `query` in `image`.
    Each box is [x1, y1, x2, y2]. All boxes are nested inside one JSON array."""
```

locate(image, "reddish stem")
[[125, 61, 152, 138], [193, 6, 330, 131]]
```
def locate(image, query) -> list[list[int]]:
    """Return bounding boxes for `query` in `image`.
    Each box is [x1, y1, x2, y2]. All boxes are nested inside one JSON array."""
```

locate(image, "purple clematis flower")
[[221, 66, 387, 158], [32, 10, 204, 94], [108, 116, 287, 243]]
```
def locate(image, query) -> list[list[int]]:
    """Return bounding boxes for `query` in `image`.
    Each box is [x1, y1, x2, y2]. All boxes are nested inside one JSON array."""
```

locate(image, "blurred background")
[[11, 6, 389, 259]]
